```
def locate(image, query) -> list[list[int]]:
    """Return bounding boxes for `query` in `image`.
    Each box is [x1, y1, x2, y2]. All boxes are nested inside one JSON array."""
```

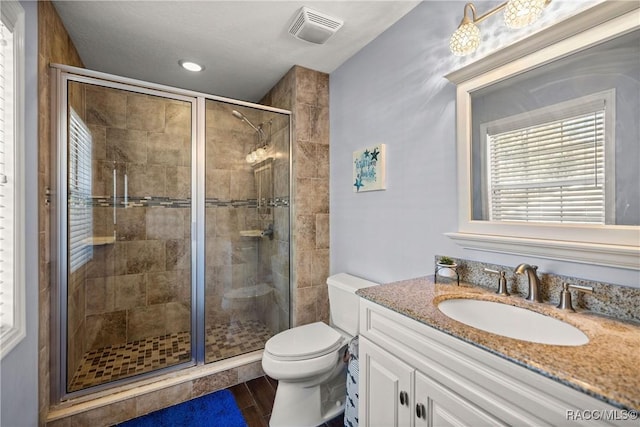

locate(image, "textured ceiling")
[[53, 1, 421, 102]]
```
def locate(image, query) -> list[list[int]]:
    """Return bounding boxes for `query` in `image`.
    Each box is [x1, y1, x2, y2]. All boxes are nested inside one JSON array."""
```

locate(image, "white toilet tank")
[[327, 273, 379, 337]]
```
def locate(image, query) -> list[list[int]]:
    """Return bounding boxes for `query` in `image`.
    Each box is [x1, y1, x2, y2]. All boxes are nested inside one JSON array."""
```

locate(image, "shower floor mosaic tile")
[[205, 319, 274, 363], [68, 320, 274, 392]]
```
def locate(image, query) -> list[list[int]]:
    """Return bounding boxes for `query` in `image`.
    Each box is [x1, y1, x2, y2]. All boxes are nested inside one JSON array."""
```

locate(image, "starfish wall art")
[[353, 144, 386, 192]]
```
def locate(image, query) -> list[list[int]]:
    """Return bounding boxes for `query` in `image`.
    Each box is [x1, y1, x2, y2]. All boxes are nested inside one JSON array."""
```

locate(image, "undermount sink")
[[438, 299, 589, 346]]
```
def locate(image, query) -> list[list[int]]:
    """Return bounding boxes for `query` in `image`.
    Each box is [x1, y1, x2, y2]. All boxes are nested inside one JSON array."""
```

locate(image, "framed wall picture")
[[353, 144, 386, 192]]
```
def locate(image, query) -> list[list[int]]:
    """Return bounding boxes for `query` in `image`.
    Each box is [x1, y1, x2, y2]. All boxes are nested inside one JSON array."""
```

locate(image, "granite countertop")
[[357, 276, 640, 411]]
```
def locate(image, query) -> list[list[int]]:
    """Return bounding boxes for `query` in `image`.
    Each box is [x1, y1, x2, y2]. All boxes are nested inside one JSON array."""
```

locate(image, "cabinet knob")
[[399, 391, 409, 406], [416, 403, 426, 419]]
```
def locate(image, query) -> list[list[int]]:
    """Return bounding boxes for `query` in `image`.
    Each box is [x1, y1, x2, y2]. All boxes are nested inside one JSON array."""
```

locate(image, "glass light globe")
[[255, 147, 267, 161], [504, 0, 546, 29], [449, 21, 481, 56], [246, 152, 257, 163]]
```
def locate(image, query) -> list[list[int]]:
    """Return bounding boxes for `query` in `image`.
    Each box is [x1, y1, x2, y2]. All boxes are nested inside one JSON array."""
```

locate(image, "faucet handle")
[[483, 268, 509, 296], [556, 283, 594, 312]]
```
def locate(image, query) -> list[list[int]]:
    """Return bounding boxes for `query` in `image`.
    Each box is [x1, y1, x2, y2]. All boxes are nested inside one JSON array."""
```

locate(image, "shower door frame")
[[50, 64, 293, 403]]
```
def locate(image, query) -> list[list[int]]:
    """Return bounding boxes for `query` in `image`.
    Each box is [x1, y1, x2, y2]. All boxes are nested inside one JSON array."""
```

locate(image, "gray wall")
[[330, 0, 639, 288], [0, 1, 39, 426]]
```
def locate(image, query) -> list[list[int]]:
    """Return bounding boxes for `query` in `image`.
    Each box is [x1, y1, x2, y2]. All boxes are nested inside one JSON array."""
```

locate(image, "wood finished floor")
[[230, 376, 344, 427]]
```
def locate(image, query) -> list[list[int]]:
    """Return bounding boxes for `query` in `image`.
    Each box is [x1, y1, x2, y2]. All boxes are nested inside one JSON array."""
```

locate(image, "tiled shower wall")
[[38, 1, 84, 423], [261, 66, 331, 326], [66, 83, 194, 380], [203, 100, 290, 335]]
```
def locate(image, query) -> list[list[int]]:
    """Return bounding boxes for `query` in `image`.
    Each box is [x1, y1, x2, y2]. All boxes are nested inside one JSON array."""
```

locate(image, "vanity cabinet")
[[361, 337, 503, 427], [358, 299, 632, 427]]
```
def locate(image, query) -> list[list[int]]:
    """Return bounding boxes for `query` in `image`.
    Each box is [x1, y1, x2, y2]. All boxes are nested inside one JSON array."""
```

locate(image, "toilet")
[[262, 273, 378, 427]]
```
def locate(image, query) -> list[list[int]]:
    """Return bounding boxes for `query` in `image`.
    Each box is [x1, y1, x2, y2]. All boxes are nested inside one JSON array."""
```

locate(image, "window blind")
[[0, 20, 14, 334], [487, 110, 605, 224], [68, 108, 93, 272]]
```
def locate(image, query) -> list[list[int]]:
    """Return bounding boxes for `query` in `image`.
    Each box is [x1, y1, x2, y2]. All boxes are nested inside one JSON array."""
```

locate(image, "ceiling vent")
[[288, 7, 344, 44]]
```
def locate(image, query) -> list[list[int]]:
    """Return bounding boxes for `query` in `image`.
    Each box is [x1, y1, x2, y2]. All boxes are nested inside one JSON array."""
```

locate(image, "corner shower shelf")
[[82, 236, 116, 246], [239, 230, 265, 238]]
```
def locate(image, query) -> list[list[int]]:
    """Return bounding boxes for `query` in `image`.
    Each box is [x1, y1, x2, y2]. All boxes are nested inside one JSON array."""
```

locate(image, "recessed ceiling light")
[[179, 60, 204, 72]]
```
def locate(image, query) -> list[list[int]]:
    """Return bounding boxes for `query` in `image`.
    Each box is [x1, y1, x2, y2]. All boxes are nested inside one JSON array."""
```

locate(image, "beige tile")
[[165, 166, 191, 199], [85, 311, 127, 351], [124, 240, 166, 274], [147, 270, 191, 304], [310, 105, 329, 145], [238, 361, 265, 383], [86, 277, 115, 315], [85, 86, 127, 129], [296, 286, 318, 326], [191, 369, 238, 398], [88, 124, 107, 161], [315, 214, 329, 249], [294, 140, 317, 178], [295, 66, 319, 106], [126, 94, 166, 132], [316, 144, 330, 179], [106, 128, 148, 164], [127, 304, 166, 341], [215, 207, 239, 238], [165, 103, 192, 137], [295, 178, 329, 215], [69, 399, 136, 427], [146, 207, 185, 240], [205, 169, 231, 199], [147, 133, 188, 166], [126, 163, 167, 198], [295, 250, 313, 289], [114, 274, 147, 310], [165, 302, 192, 334], [230, 170, 256, 201], [116, 206, 147, 240], [294, 106, 311, 143], [136, 381, 192, 417], [166, 239, 191, 271], [312, 249, 330, 288], [294, 214, 316, 251], [47, 417, 70, 427]]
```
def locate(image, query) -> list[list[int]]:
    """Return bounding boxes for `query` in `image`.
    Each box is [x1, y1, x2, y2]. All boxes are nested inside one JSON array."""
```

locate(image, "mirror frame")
[[445, 1, 640, 270]]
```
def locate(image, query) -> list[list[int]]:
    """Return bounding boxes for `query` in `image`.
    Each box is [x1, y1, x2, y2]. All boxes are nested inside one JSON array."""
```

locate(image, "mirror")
[[471, 29, 639, 226], [445, 2, 640, 269]]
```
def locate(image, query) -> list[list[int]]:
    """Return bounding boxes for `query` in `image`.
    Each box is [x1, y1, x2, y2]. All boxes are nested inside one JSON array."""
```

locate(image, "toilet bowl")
[[262, 273, 378, 427]]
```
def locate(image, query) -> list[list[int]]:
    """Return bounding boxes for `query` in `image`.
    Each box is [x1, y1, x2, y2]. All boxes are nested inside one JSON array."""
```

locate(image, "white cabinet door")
[[414, 371, 508, 427], [360, 336, 414, 427]]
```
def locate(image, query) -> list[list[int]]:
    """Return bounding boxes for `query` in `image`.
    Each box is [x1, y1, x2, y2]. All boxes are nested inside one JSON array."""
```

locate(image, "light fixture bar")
[[450, 0, 552, 56]]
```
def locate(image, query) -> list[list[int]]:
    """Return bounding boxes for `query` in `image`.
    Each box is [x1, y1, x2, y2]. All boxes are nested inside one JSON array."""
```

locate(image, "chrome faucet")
[[515, 264, 542, 302]]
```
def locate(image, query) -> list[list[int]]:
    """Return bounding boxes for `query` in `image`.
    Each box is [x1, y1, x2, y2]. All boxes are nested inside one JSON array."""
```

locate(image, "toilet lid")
[[265, 322, 343, 360]]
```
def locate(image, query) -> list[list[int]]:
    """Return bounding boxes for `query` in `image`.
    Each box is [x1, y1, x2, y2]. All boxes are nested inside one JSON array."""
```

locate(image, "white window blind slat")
[[68, 108, 93, 272], [487, 105, 607, 224]]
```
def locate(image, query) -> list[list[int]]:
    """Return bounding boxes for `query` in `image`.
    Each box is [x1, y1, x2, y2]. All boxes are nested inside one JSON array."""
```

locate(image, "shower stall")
[[51, 66, 291, 398]]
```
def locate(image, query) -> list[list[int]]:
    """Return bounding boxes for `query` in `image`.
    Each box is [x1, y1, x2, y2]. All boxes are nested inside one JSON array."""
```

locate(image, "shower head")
[[231, 109, 262, 135]]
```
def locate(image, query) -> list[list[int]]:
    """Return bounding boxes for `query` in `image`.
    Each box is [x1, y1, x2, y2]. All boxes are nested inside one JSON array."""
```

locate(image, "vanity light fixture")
[[450, 0, 551, 56], [178, 60, 204, 72]]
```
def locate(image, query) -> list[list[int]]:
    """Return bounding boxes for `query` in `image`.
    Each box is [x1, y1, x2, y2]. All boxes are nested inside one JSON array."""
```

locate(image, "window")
[[482, 91, 614, 225], [0, 0, 25, 359], [68, 108, 93, 272]]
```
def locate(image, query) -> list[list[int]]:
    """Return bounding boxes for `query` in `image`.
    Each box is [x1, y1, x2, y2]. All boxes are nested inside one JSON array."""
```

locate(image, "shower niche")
[[54, 69, 290, 398]]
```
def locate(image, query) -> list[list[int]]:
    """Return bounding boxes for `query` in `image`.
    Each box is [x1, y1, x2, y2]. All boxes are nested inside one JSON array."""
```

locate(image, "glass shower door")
[[204, 100, 290, 363], [65, 80, 195, 392]]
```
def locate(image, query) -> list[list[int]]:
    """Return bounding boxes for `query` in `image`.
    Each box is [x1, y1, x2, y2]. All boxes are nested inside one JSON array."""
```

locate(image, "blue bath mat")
[[117, 389, 247, 427]]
